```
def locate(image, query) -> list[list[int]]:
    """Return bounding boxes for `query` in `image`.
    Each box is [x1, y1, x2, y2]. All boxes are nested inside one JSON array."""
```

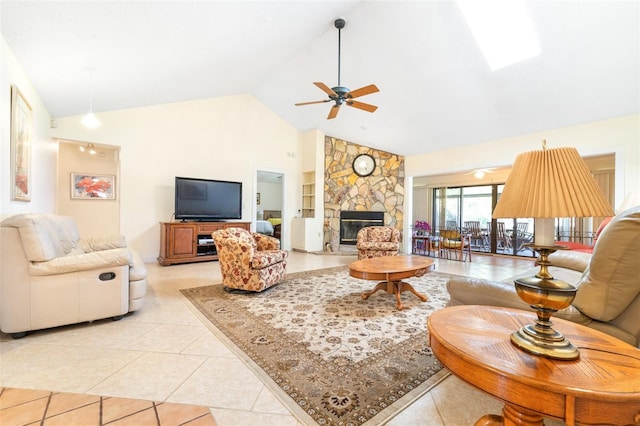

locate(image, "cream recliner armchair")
[[446, 206, 640, 347], [1, 213, 147, 338]]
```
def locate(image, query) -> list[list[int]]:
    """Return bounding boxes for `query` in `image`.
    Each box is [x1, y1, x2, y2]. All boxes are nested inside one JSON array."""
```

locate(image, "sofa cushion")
[[78, 235, 127, 252], [548, 250, 591, 273], [28, 248, 132, 275], [573, 206, 640, 321], [56, 216, 81, 253], [1, 214, 68, 261]]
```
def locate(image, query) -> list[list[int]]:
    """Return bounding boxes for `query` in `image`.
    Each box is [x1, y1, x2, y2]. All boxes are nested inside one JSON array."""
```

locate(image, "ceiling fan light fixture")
[[295, 18, 379, 119]]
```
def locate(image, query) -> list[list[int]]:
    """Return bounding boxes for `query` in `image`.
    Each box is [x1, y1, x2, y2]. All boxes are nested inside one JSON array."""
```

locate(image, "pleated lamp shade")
[[493, 146, 614, 219]]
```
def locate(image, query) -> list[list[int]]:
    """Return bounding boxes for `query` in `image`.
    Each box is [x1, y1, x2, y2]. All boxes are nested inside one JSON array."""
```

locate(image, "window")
[[433, 183, 536, 257]]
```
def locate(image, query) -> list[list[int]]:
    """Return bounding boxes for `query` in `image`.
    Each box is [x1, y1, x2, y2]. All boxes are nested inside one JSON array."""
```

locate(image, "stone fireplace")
[[323, 136, 405, 252], [339, 211, 384, 245]]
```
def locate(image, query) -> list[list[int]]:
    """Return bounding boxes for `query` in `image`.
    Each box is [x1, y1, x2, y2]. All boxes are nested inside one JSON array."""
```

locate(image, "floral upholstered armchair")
[[212, 227, 288, 292], [356, 226, 400, 260]]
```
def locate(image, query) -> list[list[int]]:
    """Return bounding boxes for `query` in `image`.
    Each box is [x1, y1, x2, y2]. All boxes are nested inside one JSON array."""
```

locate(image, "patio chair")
[[515, 222, 534, 254], [463, 221, 484, 250], [496, 222, 512, 253]]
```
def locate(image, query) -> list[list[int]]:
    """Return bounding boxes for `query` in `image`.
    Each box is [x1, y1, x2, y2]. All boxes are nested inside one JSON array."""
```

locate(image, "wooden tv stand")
[[158, 221, 250, 266]]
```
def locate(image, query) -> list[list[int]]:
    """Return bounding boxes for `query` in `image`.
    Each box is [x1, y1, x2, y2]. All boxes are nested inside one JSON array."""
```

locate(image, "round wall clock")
[[353, 153, 376, 177]]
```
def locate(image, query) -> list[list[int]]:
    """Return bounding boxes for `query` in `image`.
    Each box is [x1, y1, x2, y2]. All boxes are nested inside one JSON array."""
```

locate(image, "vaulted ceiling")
[[2, 1, 638, 156]]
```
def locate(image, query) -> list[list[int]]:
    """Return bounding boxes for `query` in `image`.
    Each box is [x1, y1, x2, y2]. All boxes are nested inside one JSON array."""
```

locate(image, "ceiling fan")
[[295, 18, 379, 120]]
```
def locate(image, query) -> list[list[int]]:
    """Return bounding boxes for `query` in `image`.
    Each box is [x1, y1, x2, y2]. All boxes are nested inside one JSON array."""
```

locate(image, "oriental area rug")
[[180, 266, 455, 425]]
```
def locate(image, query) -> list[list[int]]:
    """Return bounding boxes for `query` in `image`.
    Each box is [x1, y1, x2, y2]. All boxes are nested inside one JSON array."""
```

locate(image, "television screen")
[[175, 177, 242, 221]]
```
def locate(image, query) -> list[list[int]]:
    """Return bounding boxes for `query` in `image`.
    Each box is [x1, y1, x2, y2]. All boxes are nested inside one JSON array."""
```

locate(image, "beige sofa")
[[1, 213, 147, 338], [446, 206, 640, 347]]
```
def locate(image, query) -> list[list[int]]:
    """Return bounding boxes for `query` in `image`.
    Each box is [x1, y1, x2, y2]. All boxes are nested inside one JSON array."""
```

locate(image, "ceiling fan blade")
[[314, 82, 337, 96], [347, 84, 379, 99], [295, 99, 332, 106], [327, 105, 340, 119], [346, 100, 378, 113]]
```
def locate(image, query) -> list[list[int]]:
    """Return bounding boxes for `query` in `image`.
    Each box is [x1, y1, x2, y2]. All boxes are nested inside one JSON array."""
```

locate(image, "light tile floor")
[[0, 251, 563, 425], [0, 387, 216, 425]]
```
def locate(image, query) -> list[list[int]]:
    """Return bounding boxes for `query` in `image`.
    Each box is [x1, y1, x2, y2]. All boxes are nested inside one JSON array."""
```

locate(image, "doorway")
[[256, 170, 284, 243]]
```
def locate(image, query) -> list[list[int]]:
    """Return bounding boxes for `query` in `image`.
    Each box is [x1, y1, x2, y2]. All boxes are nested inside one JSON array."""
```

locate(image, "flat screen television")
[[175, 176, 242, 221]]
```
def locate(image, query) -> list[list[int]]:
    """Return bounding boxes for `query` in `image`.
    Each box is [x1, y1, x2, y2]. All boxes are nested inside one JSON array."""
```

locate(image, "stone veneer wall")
[[324, 136, 405, 251]]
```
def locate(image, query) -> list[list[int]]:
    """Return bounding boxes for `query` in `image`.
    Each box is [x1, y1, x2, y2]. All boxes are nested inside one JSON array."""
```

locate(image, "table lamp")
[[492, 141, 614, 360]]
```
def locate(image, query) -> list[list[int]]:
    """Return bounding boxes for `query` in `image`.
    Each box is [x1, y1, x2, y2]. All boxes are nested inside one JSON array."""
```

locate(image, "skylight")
[[456, 0, 540, 71]]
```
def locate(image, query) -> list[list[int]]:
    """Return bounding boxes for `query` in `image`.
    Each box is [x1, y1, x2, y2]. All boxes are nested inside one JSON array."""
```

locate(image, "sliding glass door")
[[433, 184, 536, 257]]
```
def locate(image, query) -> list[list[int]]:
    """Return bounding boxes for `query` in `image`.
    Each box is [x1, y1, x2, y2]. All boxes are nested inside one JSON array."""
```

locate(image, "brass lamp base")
[[511, 245, 580, 361], [511, 324, 579, 360]]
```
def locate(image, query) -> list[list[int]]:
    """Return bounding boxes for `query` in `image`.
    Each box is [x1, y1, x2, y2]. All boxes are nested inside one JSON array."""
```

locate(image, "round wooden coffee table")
[[427, 305, 640, 426], [348, 255, 434, 310]]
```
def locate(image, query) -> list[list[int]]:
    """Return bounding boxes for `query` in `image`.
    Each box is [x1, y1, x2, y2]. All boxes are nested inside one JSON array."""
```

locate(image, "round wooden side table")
[[427, 305, 640, 426]]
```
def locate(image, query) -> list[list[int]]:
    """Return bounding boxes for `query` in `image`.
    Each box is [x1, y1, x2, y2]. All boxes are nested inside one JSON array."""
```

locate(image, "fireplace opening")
[[340, 211, 384, 245]]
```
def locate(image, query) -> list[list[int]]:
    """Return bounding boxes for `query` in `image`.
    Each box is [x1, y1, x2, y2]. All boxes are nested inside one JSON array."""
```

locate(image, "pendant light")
[[81, 69, 101, 128]]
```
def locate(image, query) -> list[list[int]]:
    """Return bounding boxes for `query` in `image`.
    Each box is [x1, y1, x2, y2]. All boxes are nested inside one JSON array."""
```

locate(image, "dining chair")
[[439, 229, 472, 261]]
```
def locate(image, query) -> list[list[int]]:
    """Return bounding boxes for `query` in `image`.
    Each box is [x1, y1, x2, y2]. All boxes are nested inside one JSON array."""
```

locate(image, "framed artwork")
[[257, 192, 261, 205], [71, 173, 116, 199], [10, 84, 33, 201]]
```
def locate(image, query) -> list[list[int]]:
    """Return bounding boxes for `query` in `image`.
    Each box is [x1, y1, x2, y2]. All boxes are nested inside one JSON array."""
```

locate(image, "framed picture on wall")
[[71, 173, 116, 199], [10, 84, 33, 202], [257, 192, 261, 205]]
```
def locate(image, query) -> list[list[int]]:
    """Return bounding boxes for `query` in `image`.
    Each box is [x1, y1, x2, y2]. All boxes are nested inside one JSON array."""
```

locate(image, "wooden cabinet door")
[[169, 224, 196, 258], [159, 221, 251, 265]]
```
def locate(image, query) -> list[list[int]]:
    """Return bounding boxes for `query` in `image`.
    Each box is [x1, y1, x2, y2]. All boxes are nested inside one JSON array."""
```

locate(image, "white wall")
[[256, 181, 282, 213], [1, 36, 56, 218], [403, 115, 639, 252], [406, 114, 640, 209], [51, 95, 302, 260]]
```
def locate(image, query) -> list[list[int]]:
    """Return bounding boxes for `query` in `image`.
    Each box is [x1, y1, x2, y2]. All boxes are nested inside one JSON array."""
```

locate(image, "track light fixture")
[[79, 143, 97, 155]]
